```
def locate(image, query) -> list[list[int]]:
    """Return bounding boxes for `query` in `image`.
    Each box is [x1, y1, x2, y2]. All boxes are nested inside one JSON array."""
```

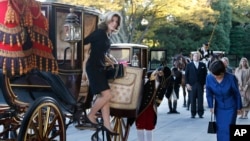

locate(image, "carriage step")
[[75, 124, 96, 130], [0, 108, 16, 119], [0, 104, 10, 114]]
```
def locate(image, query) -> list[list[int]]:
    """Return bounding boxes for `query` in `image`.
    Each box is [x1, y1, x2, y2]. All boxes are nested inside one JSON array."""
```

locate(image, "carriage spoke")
[[18, 98, 65, 141], [43, 106, 51, 137], [27, 121, 42, 140], [38, 107, 43, 137], [46, 114, 60, 139]]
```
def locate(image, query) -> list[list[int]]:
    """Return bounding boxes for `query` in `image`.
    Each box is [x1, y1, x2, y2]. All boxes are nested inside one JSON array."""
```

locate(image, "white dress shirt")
[[194, 61, 199, 69]]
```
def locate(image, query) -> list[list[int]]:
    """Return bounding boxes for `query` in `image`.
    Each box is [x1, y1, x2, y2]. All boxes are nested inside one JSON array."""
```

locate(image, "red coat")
[[136, 79, 168, 130]]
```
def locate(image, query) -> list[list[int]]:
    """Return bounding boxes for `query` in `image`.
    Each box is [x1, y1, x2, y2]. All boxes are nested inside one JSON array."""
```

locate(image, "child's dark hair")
[[161, 66, 171, 78], [157, 66, 171, 83], [172, 67, 178, 72], [209, 60, 226, 75]]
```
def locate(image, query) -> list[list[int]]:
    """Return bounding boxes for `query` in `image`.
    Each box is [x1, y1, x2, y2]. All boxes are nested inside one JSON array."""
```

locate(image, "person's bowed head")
[[209, 60, 226, 76], [150, 66, 171, 81]]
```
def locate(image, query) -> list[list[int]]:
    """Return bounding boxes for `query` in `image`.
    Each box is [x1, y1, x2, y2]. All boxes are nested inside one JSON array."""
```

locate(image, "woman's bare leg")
[[88, 89, 113, 125], [101, 99, 113, 130]]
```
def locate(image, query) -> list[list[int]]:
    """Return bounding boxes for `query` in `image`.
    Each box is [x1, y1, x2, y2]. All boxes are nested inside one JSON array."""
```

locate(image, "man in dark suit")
[[185, 52, 207, 118]]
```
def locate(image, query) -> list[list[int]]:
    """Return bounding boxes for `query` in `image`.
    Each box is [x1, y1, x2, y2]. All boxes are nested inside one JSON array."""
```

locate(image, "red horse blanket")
[[0, 0, 58, 76]]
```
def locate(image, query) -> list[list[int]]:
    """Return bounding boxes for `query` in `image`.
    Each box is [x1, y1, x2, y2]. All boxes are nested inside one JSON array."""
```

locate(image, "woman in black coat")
[[165, 67, 182, 114]]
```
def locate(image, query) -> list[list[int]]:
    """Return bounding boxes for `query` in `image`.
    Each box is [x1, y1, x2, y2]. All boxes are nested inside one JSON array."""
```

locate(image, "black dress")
[[84, 29, 110, 95]]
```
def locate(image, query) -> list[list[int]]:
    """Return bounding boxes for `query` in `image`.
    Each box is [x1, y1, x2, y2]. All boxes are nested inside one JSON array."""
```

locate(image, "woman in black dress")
[[83, 11, 122, 135]]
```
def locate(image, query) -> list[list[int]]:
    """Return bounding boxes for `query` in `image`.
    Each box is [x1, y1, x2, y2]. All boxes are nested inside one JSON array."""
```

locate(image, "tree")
[[230, 0, 250, 60], [55, 0, 250, 59], [58, 0, 174, 43], [59, 0, 122, 12], [231, 0, 250, 24], [112, 0, 171, 43], [153, 0, 219, 55], [230, 25, 245, 55]]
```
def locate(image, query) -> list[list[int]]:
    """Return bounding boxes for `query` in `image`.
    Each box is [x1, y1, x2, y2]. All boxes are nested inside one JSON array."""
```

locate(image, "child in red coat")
[[136, 66, 171, 141]]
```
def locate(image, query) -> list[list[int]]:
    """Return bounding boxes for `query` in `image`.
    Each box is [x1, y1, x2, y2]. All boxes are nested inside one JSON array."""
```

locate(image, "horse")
[[172, 54, 191, 107]]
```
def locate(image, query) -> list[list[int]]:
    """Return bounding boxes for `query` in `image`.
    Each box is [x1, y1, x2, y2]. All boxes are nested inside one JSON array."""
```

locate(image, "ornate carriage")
[[0, 1, 164, 141], [0, 1, 100, 140], [109, 43, 148, 118]]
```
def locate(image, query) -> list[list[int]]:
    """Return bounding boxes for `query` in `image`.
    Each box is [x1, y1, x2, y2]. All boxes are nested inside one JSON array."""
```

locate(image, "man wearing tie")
[[185, 52, 207, 118]]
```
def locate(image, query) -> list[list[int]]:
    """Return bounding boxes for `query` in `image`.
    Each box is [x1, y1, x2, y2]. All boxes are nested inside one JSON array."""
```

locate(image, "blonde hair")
[[238, 57, 249, 69], [98, 11, 122, 34], [221, 57, 229, 65], [191, 51, 201, 59]]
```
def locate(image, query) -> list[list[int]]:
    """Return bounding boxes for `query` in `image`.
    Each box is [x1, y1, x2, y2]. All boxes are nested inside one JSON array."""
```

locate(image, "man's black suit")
[[185, 61, 207, 118]]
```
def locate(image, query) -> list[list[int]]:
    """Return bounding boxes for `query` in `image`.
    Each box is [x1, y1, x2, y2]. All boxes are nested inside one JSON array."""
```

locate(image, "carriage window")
[[133, 48, 141, 67], [56, 11, 72, 61], [149, 50, 166, 70], [110, 48, 130, 63], [141, 48, 148, 68]]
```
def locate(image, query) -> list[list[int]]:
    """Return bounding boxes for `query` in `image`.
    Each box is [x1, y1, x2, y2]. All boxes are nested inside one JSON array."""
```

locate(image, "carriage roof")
[[190, 51, 225, 55], [111, 43, 148, 49]]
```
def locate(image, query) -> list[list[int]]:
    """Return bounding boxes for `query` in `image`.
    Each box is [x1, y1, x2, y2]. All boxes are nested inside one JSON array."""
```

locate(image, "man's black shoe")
[[167, 110, 174, 114], [199, 116, 203, 118], [172, 110, 180, 114], [167, 111, 174, 114], [191, 116, 195, 118]]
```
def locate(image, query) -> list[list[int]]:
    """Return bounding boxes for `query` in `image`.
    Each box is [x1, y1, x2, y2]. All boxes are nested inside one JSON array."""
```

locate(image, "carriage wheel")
[[110, 117, 131, 141], [17, 97, 66, 141]]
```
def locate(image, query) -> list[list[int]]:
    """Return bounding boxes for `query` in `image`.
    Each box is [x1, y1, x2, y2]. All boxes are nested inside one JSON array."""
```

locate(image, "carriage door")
[[42, 3, 84, 99], [148, 49, 167, 71]]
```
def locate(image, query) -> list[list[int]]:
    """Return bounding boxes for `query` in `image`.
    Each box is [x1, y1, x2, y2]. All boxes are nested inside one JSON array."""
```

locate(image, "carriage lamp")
[[141, 18, 148, 26], [131, 53, 139, 67], [64, 8, 82, 68]]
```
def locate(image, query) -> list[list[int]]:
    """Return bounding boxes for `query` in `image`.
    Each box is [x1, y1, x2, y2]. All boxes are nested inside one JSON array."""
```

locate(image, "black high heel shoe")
[[91, 131, 102, 141], [85, 116, 99, 127], [101, 126, 119, 136]]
